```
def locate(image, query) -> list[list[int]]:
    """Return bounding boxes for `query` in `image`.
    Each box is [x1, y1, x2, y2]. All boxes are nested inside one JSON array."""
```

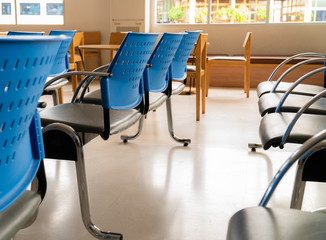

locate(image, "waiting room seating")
[[170, 31, 202, 120], [5, 30, 76, 105], [82, 32, 194, 145], [120, 32, 191, 146], [83, 31, 101, 70], [40, 32, 159, 239], [228, 129, 326, 240], [258, 65, 326, 116], [257, 53, 326, 98], [43, 30, 77, 104], [0, 35, 63, 240], [207, 32, 252, 98]]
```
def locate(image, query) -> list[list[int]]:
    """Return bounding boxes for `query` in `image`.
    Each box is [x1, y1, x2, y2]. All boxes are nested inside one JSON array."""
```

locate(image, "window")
[[0, 0, 63, 25], [156, 0, 326, 24]]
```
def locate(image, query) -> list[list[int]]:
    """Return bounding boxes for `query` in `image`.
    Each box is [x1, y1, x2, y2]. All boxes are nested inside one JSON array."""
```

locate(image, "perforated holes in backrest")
[[0, 37, 61, 173], [146, 33, 185, 92], [102, 33, 159, 110], [49, 30, 76, 75], [171, 31, 201, 80]]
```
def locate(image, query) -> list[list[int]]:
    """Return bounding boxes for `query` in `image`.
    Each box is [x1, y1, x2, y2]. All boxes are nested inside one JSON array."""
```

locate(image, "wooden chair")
[[69, 31, 85, 91], [109, 32, 127, 61], [83, 31, 101, 71], [207, 32, 252, 98], [187, 33, 208, 119]]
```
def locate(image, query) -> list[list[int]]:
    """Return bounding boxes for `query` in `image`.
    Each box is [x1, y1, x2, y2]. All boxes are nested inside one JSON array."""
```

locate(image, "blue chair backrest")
[[0, 36, 63, 212], [170, 31, 201, 81], [100, 32, 159, 110], [7, 31, 44, 36], [49, 30, 77, 75], [144, 32, 185, 92]]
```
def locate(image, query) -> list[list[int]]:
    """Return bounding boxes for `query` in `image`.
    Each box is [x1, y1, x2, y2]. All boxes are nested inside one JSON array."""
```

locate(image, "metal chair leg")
[[42, 123, 123, 240], [290, 161, 306, 209], [165, 98, 191, 147], [120, 116, 145, 143]]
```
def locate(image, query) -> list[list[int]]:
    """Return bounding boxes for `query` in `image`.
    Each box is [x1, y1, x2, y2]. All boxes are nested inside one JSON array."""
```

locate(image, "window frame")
[[154, 0, 326, 25], [0, 0, 64, 25]]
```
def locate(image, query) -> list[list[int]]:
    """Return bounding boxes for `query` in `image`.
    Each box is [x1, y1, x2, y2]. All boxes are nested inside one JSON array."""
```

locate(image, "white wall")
[[0, 0, 111, 45], [150, 22, 326, 56]]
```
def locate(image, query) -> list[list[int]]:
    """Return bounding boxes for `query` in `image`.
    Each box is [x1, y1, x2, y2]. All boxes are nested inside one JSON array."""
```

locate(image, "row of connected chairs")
[[1, 31, 202, 239], [39, 31, 201, 239], [228, 129, 326, 240], [0, 35, 68, 240], [227, 53, 326, 240]]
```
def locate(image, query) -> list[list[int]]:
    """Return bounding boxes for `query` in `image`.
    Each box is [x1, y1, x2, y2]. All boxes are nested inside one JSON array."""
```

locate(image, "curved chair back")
[[7, 31, 44, 36], [144, 32, 185, 92], [0, 36, 63, 212], [101, 32, 159, 110], [49, 30, 77, 75], [170, 31, 201, 81]]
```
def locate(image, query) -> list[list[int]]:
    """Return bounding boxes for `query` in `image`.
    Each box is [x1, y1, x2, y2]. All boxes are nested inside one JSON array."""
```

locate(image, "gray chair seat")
[[259, 92, 326, 116], [82, 89, 102, 105], [171, 81, 186, 95], [257, 81, 325, 98], [259, 112, 326, 150], [148, 92, 168, 111], [0, 191, 42, 240], [45, 76, 69, 91], [227, 207, 326, 240], [40, 103, 142, 135]]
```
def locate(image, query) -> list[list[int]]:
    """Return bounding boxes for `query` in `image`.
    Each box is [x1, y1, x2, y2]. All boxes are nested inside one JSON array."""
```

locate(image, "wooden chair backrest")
[[243, 32, 252, 62], [84, 31, 101, 44], [69, 31, 84, 63], [194, 33, 208, 70], [109, 32, 127, 45]]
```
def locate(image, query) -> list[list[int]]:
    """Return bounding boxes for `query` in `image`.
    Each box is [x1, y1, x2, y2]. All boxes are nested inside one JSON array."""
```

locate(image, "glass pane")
[[316, 10, 326, 21], [20, 3, 40, 15], [210, 0, 266, 23], [2, 3, 11, 14], [46, 3, 63, 15]]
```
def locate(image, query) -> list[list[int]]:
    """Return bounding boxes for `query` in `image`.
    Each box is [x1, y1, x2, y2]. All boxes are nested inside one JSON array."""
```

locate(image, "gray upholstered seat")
[[257, 81, 325, 98], [40, 103, 142, 135], [258, 92, 326, 116], [0, 191, 42, 240], [259, 112, 326, 150], [228, 130, 326, 240], [227, 207, 326, 240]]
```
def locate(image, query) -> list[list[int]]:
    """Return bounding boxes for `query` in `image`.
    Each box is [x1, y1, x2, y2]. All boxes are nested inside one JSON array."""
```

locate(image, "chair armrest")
[[276, 67, 326, 113], [280, 87, 326, 147], [271, 58, 326, 92], [259, 129, 326, 207], [267, 52, 326, 82]]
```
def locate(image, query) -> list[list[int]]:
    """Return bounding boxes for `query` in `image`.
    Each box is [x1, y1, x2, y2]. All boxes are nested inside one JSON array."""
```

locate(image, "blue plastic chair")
[[0, 35, 64, 239], [7, 31, 44, 35], [43, 30, 77, 105], [120, 32, 191, 146], [40, 32, 159, 239]]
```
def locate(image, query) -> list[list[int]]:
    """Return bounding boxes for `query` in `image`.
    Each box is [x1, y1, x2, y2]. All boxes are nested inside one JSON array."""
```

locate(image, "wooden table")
[[79, 44, 120, 66]]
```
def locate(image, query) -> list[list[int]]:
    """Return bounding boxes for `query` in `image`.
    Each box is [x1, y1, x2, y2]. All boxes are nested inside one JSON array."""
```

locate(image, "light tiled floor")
[[15, 85, 326, 240]]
